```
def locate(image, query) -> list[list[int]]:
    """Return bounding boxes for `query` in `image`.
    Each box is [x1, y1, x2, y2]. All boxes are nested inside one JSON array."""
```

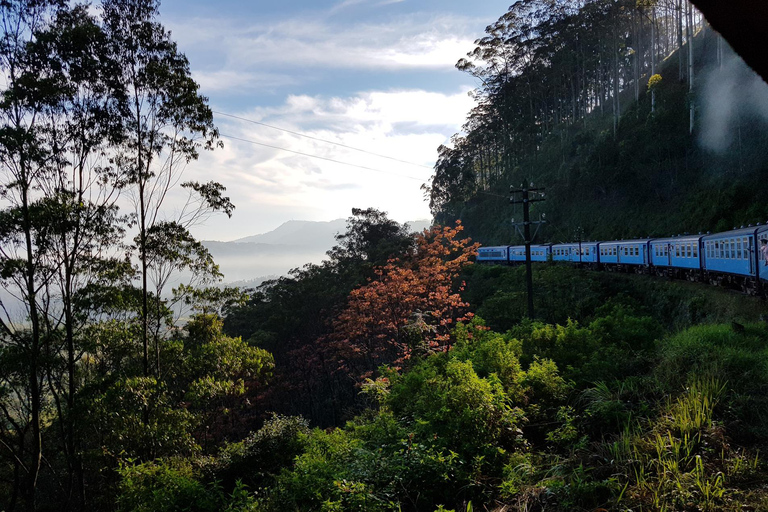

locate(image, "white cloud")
[[187, 87, 473, 241], [192, 70, 299, 93], [168, 13, 480, 78]]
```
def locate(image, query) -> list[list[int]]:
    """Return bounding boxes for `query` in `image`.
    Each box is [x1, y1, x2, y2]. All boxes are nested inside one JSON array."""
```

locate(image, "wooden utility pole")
[[510, 180, 546, 319]]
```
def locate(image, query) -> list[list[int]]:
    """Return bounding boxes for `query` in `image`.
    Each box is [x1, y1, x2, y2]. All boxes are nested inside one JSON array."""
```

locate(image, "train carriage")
[[476, 246, 510, 264], [598, 239, 651, 268], [650, 235, 703, 278], [552, 242, 598, 264], [701, 226, 768, 290], [551, 244, 573, 262], [509, 246, 526, 263], [529, 244, 551, 262]]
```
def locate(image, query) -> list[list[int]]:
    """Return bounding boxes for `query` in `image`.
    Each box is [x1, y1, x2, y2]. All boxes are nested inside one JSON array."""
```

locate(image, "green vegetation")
[[114, 287, 768, 511], [112, 263, 768, 511]]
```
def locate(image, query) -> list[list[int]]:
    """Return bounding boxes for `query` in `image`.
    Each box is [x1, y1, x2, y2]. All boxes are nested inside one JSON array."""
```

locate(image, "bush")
[[117, 458, 259, 512], [215, 414, 311, 491]]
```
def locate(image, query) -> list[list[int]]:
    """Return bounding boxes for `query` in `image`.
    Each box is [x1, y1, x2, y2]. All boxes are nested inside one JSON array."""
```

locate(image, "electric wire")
[[213, 110, 432, 169], [219, 133, 427, 183]]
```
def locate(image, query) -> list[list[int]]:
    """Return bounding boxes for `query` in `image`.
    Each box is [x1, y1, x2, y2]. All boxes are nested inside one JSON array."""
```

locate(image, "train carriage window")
[[744, 237, 750, 259], [737, 240, 742, 259], [675, 244, 680, 258], [731, 240, 736, 259], [693, 244, 698, 258], [725, 240, 731, 259], [687, 243, 692, 258]]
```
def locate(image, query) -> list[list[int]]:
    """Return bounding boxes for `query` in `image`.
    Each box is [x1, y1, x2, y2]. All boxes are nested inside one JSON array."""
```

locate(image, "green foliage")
[[223, 208, 416, 426], [92, 377, 200, 460], [117, 459, 258, 512], [450, 319, 524, 394], [386, 353, 525, 462], [215, 414, 311, 491], [655, 323, 768, 440]]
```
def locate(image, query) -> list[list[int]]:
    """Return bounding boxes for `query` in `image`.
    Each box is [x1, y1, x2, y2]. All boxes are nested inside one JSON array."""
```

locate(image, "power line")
[[219, 133, 427, 183], [213, 110, 433, 169]]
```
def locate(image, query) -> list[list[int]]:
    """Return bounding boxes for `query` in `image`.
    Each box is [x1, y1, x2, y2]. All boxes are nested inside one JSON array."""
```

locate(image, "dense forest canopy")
[[425, 0, 768, 244]]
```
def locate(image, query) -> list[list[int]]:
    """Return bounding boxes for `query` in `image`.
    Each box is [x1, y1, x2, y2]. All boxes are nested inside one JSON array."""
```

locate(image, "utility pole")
[[510, 180, 546, 319]]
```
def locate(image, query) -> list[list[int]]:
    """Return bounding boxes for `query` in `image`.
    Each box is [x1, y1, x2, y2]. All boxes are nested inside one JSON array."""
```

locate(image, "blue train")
[[476, 225, 768, 294]]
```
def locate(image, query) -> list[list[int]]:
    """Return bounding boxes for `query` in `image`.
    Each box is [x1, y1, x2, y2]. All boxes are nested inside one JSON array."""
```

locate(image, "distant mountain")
[[232, 219, 348, 249], [204, 218, 432, 283]]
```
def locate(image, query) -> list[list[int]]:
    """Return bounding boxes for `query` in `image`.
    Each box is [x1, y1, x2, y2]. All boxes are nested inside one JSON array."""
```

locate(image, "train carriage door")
[[667, 243, 672, 267]]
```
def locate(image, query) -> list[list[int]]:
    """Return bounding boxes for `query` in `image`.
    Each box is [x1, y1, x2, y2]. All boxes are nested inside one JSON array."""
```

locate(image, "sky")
[[155, 0, 512, 241]]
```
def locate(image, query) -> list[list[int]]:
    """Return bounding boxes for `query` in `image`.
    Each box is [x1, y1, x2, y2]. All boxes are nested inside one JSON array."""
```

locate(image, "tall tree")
[[0, 2, 74, 508], [331, 222, 479, 378], [101, 0, 231, 379]]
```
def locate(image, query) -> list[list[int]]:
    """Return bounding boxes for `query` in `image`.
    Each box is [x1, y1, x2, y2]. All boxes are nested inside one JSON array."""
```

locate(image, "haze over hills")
[[204, 218, 432, 284]]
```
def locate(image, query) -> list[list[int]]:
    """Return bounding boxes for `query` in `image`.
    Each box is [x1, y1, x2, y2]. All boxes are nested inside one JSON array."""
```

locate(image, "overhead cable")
[[219, 133, 426, 183], [213, 110, 433, 169]]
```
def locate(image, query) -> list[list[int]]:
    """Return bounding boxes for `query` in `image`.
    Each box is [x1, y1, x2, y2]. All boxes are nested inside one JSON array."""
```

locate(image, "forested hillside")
[[424, 0, 768, 244]]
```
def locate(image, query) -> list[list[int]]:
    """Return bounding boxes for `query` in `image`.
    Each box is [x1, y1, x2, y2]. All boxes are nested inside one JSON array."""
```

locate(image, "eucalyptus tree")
[[0, 2, 130, 509], [101, 0, 232, 380], [0, 1, 75, 508]]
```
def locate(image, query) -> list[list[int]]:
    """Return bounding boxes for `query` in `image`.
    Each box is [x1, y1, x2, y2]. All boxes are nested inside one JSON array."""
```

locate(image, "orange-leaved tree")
[[331, 222, 479, 378]]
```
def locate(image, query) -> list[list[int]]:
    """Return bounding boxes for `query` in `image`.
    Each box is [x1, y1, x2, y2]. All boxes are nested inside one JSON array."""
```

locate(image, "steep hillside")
[[429, 24, 768, 245]]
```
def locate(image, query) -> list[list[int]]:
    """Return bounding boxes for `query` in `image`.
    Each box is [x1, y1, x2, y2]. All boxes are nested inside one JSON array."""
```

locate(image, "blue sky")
[[157, 0, 512, 241]]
